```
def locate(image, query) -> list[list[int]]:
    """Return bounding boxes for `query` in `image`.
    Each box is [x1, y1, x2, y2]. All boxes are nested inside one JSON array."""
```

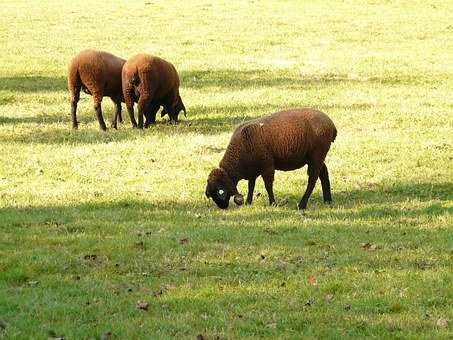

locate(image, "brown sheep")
[[205, 108, 337, 210], [121, 54, 186, 128], [68, 49, 126, 130]]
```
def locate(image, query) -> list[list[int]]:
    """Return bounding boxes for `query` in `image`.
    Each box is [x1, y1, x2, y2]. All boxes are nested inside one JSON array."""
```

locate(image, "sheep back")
[[68, 49, 125, 100], [220, 108, 337, 178]]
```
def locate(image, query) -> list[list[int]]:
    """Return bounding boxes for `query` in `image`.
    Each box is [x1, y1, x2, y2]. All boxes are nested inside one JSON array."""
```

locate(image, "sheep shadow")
[[0, 102, 287, 144], [0, 76, 67, 93], [180, 69, 420, 90]]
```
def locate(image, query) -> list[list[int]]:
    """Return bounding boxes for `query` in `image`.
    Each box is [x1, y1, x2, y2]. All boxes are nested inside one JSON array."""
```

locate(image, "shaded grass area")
[[1, 182, 452, 339], [1, 0, 453, 338]]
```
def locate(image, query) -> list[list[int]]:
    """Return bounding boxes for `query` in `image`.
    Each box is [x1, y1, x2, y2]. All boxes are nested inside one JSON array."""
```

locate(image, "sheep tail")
[[67, 65, 81, 97], [331, 126, 337, 143]]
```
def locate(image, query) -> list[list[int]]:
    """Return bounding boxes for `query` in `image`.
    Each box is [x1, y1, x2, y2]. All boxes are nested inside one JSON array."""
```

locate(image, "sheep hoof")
[[298, 202, 307, 210]]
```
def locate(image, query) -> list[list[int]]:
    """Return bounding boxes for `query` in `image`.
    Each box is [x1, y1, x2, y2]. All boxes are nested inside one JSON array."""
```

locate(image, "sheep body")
[[206, 108, 337, 210], [68, 49, 126, 130], [122, 54, 186, 128]]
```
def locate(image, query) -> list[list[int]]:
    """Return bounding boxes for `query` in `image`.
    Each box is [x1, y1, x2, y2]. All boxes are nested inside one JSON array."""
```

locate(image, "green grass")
[[1, 0, 452, 338]]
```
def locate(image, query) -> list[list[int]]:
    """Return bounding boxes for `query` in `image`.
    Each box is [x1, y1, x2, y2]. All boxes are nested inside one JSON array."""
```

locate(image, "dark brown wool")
[[68, 49, 126, 130], [121, 54, 186, 128], [206, 108, 337, 210]]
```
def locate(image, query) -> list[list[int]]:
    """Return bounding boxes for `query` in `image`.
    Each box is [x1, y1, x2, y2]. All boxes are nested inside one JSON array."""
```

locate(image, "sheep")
[[205, 108, 337, 210], [68, 49, 126, 131], [121, 54, 186, 128]]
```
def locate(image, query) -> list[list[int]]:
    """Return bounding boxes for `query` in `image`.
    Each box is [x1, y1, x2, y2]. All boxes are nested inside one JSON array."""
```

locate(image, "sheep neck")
[[219, 149, 241, 189]]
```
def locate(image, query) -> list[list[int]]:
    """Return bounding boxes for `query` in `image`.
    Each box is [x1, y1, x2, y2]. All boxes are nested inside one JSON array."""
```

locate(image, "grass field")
[[1, 0, 452, 338]]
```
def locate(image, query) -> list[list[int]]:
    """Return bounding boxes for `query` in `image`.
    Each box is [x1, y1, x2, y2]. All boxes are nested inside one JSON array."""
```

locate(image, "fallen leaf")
[[47, 330, 65, 340], [325, 294, 334, 303], [361, 243, 378, 251], [83, 254, 97, 260], [278, 198, 288, 206], [344, 304, 351, 311], [153, 288, 164, 297], [305, 298, 315, 307], [180, 238, 189, 245], [436, 318, 448, 329], [135, 241, 145, 249], [136, 301, 149, 311], [308, 276, 317, 286], [280, 282, 286, 287], [101, 331, 112, 340]]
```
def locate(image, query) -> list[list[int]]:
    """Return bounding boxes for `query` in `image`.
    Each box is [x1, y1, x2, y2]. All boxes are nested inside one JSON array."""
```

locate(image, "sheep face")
[[206, 168, 243, 209]]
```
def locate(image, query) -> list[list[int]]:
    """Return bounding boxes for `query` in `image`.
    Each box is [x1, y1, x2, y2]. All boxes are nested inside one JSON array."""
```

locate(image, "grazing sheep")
[[205, 108, 337, 210], [68, 49, 126, 130], [122, 54, 186, 128]]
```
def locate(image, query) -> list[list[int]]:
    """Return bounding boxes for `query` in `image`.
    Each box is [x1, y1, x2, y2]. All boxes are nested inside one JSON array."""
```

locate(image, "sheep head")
[[205, 167, 243, 209], [167, 95, 187, 123]]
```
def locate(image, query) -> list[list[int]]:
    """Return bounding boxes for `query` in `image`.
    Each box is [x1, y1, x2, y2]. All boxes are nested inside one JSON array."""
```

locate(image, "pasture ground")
[[0, 1, 452, 338]]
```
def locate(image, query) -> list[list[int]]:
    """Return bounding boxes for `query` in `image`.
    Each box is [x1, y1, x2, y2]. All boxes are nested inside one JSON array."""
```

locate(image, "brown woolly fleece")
[[68, 49, 126, 130], [205, 108, 337, 210], [121, 54, 186, 128]]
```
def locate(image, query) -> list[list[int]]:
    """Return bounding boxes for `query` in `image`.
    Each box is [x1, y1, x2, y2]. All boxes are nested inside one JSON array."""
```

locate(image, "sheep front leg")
[[298, 163, 321, 210], [144, 102, 160, 128], [246, 177, 257, 205], [262, 169, 275, 206], [319, 163, 332, 204]]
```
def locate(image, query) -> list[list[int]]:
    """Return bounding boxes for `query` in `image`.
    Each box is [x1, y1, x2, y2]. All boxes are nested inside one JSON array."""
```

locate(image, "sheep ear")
[[233, 194, 244, 206], [205, 187, 210, 198]]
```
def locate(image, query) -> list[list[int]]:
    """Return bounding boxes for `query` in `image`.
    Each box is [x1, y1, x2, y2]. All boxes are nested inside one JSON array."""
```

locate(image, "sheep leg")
[[144, 102, 160, 128], [262, 169, 275, 205], [117, 105, 123, 123], [137, 97, 151, 129], [111, 100, 122, 129], [298, 163, 321, 210], [246, 177, 257, 205], [93, 95, 107, 131], [70, 87, 80, 130], [319, 163, 332, 203], [123, 88, 137, 128]]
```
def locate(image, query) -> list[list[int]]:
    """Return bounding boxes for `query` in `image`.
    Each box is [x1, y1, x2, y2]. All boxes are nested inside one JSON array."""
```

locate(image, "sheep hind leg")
[[70, 86, 81, 129], [137, 96, 151, 129], [319, 163, 332, 204], [93, 94, 107, 131], [246, 177, 257, 205], [298, 163, 321, 210], [111, 99, 122, 129], [262, 169, 275, 206]]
